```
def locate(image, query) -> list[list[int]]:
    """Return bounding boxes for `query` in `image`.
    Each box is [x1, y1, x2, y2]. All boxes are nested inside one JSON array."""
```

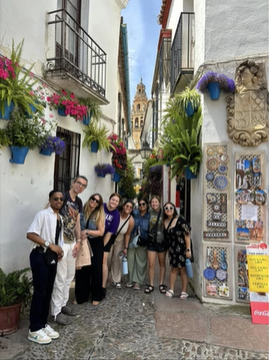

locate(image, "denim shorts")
[[147, 240, 168, 253]]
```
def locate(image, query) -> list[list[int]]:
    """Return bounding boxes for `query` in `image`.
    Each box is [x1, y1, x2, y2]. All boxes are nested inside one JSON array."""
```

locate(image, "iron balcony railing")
[[171, 12, 194, 93], [46, 9, 107, 98]]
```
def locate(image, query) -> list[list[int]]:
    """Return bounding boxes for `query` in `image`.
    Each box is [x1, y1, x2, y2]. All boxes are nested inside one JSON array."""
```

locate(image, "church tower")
[[131, 79, 148, 149]]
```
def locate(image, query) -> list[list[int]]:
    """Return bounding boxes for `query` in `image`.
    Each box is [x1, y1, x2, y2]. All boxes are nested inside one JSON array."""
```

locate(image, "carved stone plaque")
[[227, 61, 269, 147]]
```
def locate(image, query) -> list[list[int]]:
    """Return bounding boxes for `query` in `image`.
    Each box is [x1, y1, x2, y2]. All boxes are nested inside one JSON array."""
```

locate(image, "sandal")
[[144, 285, 154, 294], [180, 292, 189, 299], [92, 301, 100, 306], [159, 284, 167, 294], [165, 289, 174, 298], [133, 283, 140, 290]]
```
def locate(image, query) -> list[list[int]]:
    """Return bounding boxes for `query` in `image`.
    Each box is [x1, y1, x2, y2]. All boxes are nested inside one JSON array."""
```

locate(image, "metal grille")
[[204, 246, 230, 299], [46, 9, 107, 98], [54, 127, 81, 192]]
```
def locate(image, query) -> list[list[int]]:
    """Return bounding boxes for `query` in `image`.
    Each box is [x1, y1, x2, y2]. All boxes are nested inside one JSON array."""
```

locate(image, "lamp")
[[140, 140, 152, 159]]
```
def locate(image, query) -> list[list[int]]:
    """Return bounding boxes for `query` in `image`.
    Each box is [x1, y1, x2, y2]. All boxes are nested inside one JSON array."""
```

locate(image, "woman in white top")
[[110, 200, 135, 288]]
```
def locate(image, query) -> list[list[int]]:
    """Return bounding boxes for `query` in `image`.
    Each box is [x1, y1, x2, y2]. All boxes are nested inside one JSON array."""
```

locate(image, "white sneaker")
[[43, 324, 59, 339], [28, 329, 52, 344]]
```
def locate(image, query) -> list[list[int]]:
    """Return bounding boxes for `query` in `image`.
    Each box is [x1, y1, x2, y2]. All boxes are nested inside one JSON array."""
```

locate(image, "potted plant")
[[47, 89, 88, 121], [82, 120, 111, 152], [0, 107, 55, 164], [0, 39, 43, 120], [168, 87, 201, 117], [196, 71, 236, 100], [0, 268, 32, 335], [94, 163, 115, 177], [160, 107, 203, 179], [40, 135, 65, 156], [108, 133, 127, 172], [79, 97, 102, 125]]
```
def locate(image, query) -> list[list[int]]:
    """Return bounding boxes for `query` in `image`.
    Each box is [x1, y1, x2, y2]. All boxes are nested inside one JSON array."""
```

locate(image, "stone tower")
[[131, 79, 148, 149]]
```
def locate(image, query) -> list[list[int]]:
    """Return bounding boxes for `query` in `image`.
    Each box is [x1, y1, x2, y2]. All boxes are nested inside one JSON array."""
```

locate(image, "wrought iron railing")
[[171, 12, 194, 93], [46, 9, 107, 98]]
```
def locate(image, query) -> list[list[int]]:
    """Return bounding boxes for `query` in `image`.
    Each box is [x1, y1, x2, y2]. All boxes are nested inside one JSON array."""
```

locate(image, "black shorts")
[[103, 239, 113, 253], [147, 240, 168, 253]]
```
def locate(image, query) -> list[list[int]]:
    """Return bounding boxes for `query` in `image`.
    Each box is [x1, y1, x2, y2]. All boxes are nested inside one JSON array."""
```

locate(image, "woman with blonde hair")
[[144, 195, 168, 295], [75, 193, 105, 305]]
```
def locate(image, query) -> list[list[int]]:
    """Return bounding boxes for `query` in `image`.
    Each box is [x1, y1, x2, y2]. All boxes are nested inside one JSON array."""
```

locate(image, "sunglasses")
[[139, 202, 146, 206], [53, 197, 64, 202], [164, 206, 174, 211], [76, 180, 87, 188], [125, 204, 133, 209], [90, 196, 100, 204]]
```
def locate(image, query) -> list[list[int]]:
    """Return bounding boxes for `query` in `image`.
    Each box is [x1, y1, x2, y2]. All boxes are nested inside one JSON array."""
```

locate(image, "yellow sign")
[[247, 255, 269, 293]]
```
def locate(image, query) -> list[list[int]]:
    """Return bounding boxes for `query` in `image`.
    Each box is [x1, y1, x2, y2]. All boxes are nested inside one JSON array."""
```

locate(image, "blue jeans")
[[29, 248, 57, 331]]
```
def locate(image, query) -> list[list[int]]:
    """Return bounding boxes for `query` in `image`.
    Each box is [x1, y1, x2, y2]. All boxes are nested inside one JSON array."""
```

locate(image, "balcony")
[[171, 12, 194, 95], [45, 9, 108, 104]]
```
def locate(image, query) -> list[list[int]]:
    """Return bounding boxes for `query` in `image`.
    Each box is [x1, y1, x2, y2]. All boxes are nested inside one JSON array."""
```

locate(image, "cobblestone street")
[[1, 278, 268, 360]]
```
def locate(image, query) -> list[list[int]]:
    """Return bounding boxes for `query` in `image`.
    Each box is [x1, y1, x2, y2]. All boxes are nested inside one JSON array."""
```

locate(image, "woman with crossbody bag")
[[145, 196, 168, 295], [110, 200, 135, 288]]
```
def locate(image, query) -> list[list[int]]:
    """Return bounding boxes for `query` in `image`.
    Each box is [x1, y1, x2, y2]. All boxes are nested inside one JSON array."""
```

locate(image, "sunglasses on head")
[[139, 202, 146, 206], [164, 206, 174, 211], [90, 196, 100, 204], [53, 197, 64, 202]]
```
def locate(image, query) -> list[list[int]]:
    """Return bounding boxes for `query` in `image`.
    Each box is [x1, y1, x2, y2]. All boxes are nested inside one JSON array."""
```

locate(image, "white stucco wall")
[[0, 0, 125, 272]]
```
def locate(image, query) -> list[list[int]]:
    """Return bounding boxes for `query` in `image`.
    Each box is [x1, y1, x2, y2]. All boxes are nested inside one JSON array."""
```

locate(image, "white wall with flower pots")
[[0, 0, 128, 272]]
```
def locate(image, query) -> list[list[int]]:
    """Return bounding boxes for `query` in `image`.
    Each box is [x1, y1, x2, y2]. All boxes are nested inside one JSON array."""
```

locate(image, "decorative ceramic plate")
[[213, 175, 229, 191], [212, 203, 221, 212], [206, 172, 215, 181], [216, 268, 227, 281], [206, 193, 217, 204], [207, 157, 219, 171], [221, 204, 227, 213], [219, 153, 229, 163], [218, 164, 228, 174], [206, 147, 215, 156], [217, 146, 225, 154], [203, 268, 216, 280]]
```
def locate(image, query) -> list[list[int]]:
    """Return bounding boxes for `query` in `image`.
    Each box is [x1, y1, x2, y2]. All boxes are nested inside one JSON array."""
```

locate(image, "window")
[[135, 118, 139, 128], [137, 104, 140, 111], [140, 120, 143, 128], [54, 127, 81, 192]]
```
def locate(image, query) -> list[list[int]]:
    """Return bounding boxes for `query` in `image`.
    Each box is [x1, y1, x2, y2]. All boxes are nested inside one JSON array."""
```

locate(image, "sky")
[[122, 0, 163, 102]]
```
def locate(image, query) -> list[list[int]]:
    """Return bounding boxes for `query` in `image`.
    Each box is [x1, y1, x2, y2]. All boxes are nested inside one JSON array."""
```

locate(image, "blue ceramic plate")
[[203, 268, 216, 280], [206, 172, 214, 181], [213, 175, 229, 191], [218, 164, 227, 174]]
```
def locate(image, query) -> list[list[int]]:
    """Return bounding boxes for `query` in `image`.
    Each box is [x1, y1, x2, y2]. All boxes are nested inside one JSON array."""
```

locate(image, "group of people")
[[26, 176, 192, 346]]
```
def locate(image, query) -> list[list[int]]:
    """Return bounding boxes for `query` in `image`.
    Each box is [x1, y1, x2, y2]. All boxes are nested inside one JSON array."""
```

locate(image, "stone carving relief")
[[226, 60, 269, 147]]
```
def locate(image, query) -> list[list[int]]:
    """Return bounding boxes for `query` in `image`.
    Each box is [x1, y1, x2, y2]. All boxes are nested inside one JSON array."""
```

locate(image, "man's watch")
[[44, 241, 50, 248], [186, 248, 190, 252]]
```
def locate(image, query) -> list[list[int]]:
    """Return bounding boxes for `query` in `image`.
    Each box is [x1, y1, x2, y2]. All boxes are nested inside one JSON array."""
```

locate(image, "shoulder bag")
[[76, 239, 93, 270], [146, 209, 162, 246], [129, 226, 140, 249]]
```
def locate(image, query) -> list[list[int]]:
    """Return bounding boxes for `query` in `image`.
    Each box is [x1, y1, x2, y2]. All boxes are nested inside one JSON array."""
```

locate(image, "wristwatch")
[[186, 248, 190, 252], [44, 241, 50, 248]]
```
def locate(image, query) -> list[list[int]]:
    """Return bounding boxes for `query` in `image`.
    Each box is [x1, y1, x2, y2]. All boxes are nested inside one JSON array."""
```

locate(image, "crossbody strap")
[[115, 215, 131, 238], [166, 216, 176, 232]]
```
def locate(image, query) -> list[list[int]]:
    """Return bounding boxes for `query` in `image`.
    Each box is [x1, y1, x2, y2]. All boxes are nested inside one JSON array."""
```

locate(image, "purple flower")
[[94, 163, 115, 176], [197, 71, 235, 93], [41, 136, 65, 154]]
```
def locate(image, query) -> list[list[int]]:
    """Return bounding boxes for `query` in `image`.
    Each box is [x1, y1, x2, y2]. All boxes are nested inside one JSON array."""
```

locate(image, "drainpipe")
[[121, 23, 131, 138]]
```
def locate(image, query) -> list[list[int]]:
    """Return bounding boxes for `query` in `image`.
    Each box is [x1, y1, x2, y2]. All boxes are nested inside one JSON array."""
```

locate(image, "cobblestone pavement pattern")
[[0, 278, 268, 360]]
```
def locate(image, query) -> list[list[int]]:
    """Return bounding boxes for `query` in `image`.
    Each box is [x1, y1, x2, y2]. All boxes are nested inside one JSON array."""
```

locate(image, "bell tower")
[[131, 79, 148, 149]]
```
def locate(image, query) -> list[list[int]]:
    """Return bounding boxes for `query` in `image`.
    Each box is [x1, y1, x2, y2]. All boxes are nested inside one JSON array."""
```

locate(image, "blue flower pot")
[[83, 111, 92, 125], [58, 106, 67, 116], [91, 141, 99, 153], [40, 148, 52, 156], [0, 101, 15, 120], [97, 174, 105, 178], [9, 146, 29, 164], [207, 82, 221, 100], [25, 103, 37, 118], [185, 167, 197, 180], [112, 172, 121, 182], [185, 102, 194, 117]]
